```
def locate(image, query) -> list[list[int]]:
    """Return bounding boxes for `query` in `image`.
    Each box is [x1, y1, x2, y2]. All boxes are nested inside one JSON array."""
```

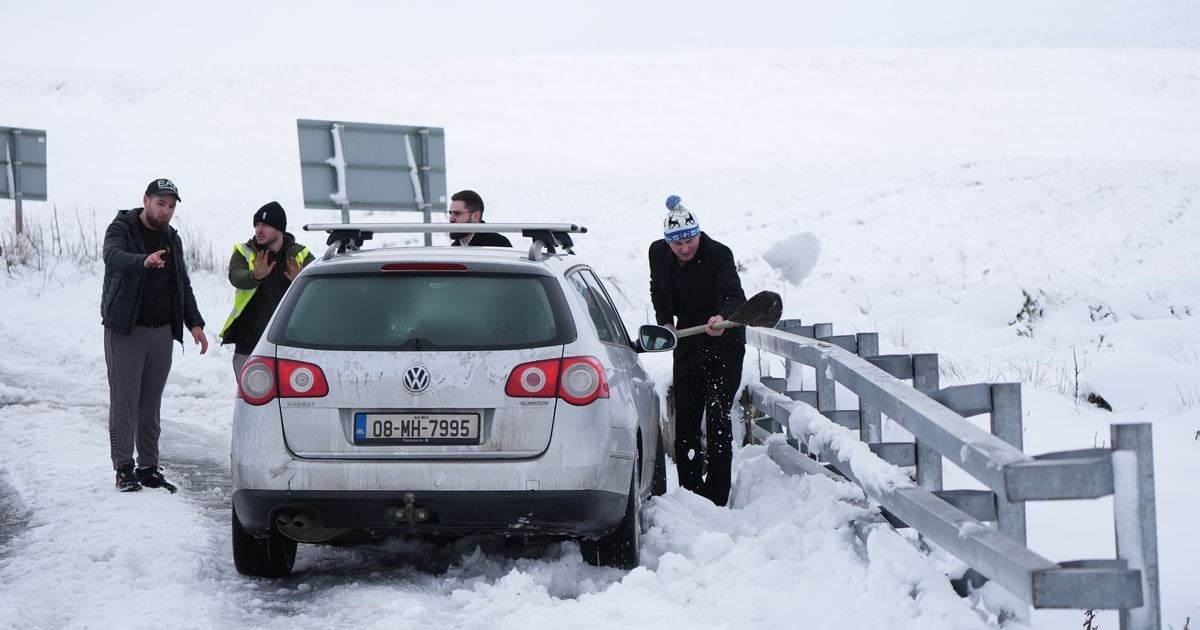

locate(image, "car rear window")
[[274, 273, 574, 350]]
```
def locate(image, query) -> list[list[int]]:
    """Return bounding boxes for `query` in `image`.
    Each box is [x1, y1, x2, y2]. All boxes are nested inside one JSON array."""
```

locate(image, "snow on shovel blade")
[[674, 291, 783, 338]]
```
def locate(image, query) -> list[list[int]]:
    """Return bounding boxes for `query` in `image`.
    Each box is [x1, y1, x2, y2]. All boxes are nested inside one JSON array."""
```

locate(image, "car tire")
[[580, 473, 640, 570], [232, 506, 297, 578], [650, 429, 668, 497]]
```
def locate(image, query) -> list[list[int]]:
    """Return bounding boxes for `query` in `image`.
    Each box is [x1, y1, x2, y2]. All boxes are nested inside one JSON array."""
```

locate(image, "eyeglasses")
[[447, 210, 474, 218]]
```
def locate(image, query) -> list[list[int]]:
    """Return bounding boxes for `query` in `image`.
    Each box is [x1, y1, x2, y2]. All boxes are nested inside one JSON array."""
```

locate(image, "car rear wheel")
[[580, 473, 640, 570], [232, 506, 297, 578]]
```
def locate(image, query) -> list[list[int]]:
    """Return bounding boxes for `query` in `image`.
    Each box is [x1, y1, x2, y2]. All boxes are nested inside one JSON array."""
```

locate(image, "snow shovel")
[[673, 290, 783, 339]]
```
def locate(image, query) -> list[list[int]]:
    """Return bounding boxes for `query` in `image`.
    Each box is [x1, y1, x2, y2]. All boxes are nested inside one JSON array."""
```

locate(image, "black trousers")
[[672, 344, 745, 506]]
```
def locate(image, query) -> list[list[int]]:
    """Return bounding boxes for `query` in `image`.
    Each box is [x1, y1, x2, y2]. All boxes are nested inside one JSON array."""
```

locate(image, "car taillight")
[[278, 359, 329, 397], [239, 358, 276, 405], [505, 357, 609, 406], [238, 357, 329, 406], [506, 359, 559, 398], [559, 357, 608, 405]]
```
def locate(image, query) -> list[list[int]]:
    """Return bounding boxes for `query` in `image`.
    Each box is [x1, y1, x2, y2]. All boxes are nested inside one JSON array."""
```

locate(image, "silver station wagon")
[[230, 224, 676, 577]]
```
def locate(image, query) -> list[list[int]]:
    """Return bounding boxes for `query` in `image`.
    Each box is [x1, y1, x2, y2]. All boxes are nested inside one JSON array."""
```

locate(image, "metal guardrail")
[[743, 319, 1161, 629]]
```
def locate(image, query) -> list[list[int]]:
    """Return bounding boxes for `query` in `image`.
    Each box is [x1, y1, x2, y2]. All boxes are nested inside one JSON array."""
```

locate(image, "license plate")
[[353, 413, 480, 444]]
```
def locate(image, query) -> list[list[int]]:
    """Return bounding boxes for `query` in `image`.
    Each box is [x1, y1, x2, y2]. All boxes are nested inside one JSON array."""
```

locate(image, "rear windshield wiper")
[[397, 336, 436, 350]]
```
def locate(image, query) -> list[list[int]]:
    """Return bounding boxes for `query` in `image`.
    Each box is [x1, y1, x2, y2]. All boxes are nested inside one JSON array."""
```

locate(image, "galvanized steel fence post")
[[813, 323, 836, 423], [1111, 423, 1160, 630], [778, 319, 808, 453], [990, 383, 1027, 545], [779, 319, 806, 393], [912, 353, 943, 491], [856, 332, 882, 443]]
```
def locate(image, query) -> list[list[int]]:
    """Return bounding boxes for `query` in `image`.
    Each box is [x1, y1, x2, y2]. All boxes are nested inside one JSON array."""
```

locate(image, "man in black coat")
[[448, 189, 512, 247], [648, 196, 746, 506], [101, 178, 208, 492]]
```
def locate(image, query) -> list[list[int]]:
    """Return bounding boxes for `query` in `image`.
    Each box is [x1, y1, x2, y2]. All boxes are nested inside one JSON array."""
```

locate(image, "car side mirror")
[[636, 324, 676, 353]]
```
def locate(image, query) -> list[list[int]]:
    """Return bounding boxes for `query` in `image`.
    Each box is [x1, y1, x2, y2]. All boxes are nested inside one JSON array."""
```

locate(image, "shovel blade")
[[730, 290, 783, 328], [674, 290, 784, 339]]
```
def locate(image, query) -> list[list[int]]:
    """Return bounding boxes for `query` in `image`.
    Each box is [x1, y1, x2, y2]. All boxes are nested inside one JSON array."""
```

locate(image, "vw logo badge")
[[402, 365, 431, 394]]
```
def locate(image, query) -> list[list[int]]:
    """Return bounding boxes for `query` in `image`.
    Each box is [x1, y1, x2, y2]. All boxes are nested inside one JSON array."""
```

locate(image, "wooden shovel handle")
[[674, 319, 740, 339]]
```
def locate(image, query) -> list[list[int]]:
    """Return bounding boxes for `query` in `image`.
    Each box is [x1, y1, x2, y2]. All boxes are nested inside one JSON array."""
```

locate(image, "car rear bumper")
[[233, 488, 627, 538]]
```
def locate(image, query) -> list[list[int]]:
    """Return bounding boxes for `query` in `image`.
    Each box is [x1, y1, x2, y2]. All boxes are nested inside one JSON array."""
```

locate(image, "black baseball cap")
[[145, 178, 182, 202]]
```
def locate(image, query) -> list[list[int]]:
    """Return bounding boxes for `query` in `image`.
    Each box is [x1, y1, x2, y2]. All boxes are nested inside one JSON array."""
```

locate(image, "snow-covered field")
[[1, 2, 1198, 629]]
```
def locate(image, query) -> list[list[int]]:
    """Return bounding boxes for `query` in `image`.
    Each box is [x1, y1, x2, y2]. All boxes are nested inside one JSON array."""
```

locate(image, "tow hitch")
[[390, 493, 429, 533]]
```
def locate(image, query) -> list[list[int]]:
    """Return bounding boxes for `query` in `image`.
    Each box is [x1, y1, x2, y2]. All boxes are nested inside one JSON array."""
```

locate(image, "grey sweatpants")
[[232, 353, 249, 380], [105, 325, 173, 471]]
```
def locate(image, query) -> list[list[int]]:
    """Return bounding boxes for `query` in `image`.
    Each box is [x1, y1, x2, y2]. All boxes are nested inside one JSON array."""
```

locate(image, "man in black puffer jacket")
[[648, 195, 746, 507], [101, 178, 208, 493]]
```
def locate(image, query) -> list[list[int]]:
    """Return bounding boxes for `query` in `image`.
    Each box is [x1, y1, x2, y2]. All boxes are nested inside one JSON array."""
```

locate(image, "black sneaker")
[[136, 466, 178, 494], [115, 465, 142, 492]]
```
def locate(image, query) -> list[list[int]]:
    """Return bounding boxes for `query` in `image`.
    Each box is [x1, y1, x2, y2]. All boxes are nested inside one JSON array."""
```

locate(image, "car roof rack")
[[303, 222, 588, 261]]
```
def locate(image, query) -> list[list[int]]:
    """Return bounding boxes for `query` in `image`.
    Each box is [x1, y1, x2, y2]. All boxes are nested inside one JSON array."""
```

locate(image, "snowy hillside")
[[2, 1, 1199, 628]]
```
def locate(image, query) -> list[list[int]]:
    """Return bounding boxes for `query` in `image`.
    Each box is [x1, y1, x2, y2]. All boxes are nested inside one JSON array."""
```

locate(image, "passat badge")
[[403, 365, 431, 393]]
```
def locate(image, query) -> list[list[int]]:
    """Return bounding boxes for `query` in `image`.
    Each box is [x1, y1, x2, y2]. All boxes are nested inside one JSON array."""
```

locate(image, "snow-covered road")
[[0, 275, 998, 629]]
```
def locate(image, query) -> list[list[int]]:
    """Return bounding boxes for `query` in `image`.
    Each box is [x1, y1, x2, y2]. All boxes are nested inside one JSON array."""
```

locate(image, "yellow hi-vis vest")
[[220, 243, 310, 337]]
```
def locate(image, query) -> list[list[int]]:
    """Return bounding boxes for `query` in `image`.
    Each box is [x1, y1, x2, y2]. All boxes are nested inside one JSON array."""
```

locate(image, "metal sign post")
[[1, 126, 48, 235], [11, 130, 23, 235], [296, 119, 447, 245]]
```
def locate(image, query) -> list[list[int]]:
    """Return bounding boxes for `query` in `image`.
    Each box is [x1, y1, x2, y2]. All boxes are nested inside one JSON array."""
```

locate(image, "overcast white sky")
[[5, 0, 1198, 68]]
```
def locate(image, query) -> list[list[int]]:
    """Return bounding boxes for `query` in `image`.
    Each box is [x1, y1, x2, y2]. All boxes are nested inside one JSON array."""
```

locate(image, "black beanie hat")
[[254, 201, 287, 232]]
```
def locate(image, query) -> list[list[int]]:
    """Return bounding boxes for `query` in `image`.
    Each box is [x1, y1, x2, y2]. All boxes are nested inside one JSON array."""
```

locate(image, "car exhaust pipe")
[[274, 512, 313, 529], [273, 511, 340, 542]]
